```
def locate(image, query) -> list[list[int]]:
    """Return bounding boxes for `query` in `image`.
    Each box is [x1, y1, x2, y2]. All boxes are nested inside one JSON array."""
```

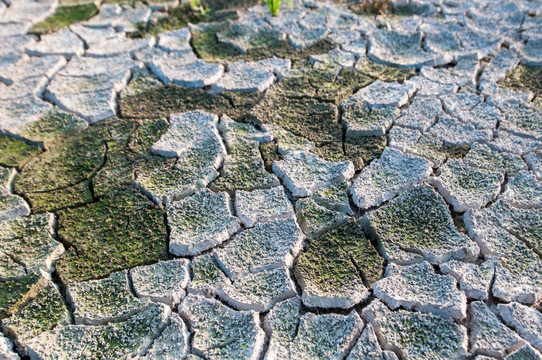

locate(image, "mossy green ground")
[[19, 109, 88, 149], [192, 24, 337, 63], [55, 189, 168, 284], [0, 135, 41, 168], [0, 273, 41, 318], [29, 3, 98, 35], [499, 65, 542, 107], [295, 218, 383, 296], [120, 83, 240, 120], [249, 62, 408, 167], [13, 122, 107, 212], [1, 27, 416, 321], [3, 282, 69, 346]]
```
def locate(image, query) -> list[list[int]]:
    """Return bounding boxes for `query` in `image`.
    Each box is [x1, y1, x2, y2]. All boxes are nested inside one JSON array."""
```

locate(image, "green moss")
[[364, 184, 470, 258], [119, 84, 236, 120], [29, 3, 98, 35], [210, 160, 279, 193], [344, 136, 387, 170], [250, 89, 343, 162], [14, 122, 107, 210], [499, 65, 542, 105], [220, 92, 263, 120], [3, 282, 69, 346], [15, 123, 107, 193], [92, 120, 140, 198], [55, 189, 168, 283], [18, 109, 88, 149], [312, 142, 346, 163], [310, 67, 374, 104], [190, 255, 229, 296], [0, 273, 41, 318], [0, 135, 41, 168], [13, 114, 174, 209], [250, 90, 340, 146], [356, 56, 416, 82], [129, 119, 169, 154], [249, 63, 393, 165], [190, 23, 241, 62], [25, 180, 93, 212], [192, 23, 337, 63], [296, 197, 347, 239], [295, 218, 383, 295], [259, 142, 282, 172]]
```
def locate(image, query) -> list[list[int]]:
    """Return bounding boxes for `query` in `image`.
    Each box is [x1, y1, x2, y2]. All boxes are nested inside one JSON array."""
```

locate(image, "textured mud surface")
[[1, 0, 542, 359]]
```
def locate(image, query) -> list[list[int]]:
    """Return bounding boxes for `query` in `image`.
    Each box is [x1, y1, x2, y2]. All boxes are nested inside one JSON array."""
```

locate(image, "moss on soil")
[[55, 189, 168, 284], [364, 184, 470, 258], [29, 3, 98, 35], [210, 160, 279, 193], [0, 273, 41, 318], [259, 142, 282, 172], [18, 109, 88, 149], [499, 65, 542, 107], [295, 218, 383, 296], [24, 180, 93, 213], [3, 282, 69, 346], [344, 136, 387, 170], [191, 23, 337, 63], [13, 122, 107, 212], [355, 56, 416, 82], [0, 135, 41, 168], [119, 84, 255, 121]]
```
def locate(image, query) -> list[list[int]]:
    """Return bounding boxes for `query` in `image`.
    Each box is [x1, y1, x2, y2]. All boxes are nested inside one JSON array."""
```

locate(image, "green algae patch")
[[91, 119, 139, 198], [29, 3, 98, 35], [94, 118, 170, 198], [55, 189, 168, 284], [119, 84, 236, 120], [250, 92, 340, 145], [249, 64, 391, 165], [260, 142, 282, 172], [210, 160, 280, 193], [25, 180, 93, 213], [3, 281, 70, 348], [295, 197, 348, 239], [294, 218, 383, 308], [13, 116, 170, 210], [192, 23, 336, 63], [344, 136, 387, 170], [18, 109, 88, 149], [0, 273, 41, 318], [499, 65, 542, 106], [0, 135, 41, 168], [14, 122, 107, 212], [355, 56, 416, 82], [362, 184, 478, 265], [15, 123, 106, 192], [308, 66, 374, 104]]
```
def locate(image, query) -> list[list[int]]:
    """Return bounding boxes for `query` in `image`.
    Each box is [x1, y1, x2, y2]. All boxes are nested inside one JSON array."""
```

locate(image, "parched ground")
[[0, 0, 542, 358]]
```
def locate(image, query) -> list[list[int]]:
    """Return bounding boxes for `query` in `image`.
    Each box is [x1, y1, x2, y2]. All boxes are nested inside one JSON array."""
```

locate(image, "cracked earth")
[[0, 0, 542, 358]]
